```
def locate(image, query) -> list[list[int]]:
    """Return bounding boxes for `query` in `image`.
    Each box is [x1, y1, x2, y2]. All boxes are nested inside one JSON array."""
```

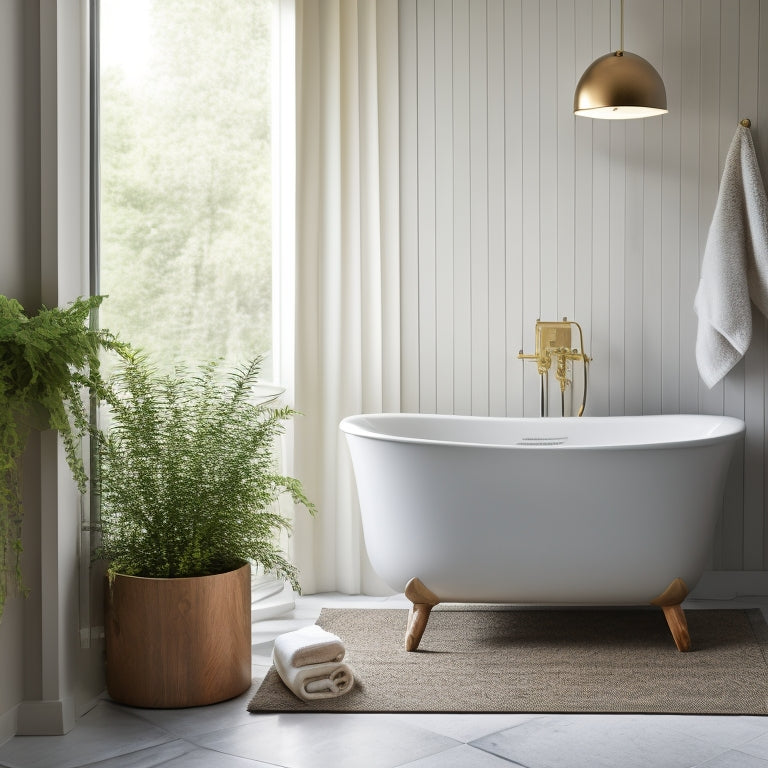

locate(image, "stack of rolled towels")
[[272, 624, 355, 701]]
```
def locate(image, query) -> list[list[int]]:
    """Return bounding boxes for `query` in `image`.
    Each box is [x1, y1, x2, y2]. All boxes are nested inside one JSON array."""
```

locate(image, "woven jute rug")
[[248, 607, 768, 715]]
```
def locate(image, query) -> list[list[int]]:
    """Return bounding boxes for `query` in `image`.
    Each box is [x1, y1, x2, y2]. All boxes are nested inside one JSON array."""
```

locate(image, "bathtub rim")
[[339, 412, 746, 451]]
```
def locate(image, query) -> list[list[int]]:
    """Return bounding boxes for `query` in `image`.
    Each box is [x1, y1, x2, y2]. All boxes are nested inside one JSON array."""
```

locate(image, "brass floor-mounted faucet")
[[519, 318, 591, 417]]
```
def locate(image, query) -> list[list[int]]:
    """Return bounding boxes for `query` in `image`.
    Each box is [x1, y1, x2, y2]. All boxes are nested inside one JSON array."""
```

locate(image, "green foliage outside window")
[[100, 0, 273, 370]]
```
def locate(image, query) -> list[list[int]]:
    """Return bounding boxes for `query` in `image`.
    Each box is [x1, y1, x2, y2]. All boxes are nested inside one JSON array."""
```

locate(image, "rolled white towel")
[[272, 650, 355, 701], [273, 624, 346, 668]]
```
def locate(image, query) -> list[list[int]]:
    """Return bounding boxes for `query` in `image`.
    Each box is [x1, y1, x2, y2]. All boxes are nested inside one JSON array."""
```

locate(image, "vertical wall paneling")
[[637, 3, 665, 415], [661, 0, 683, 415], [718, 0, 746, 567], [470, 1, 490, 415], [538, 1, 558, 328], [590, 2, 612, 416], [573, 0, 594, 383], [400, 0, 768, 571], [721, 1, 745, 425], [699, 0, 725, 420], [521, 0, 542, 415], [608, 121, 626, 414], [398, 0, 419, 412], [452, 0, 472, 415], [678, 0, 701, 416], [622, 6, 645, 417], [700, 0, 732, 568], [623, 118, 644, 415], [740, 0, 764, 569], [487, 0, 508, 416], [643, 163, 664, 414], [556, 0, 576, 324], [759, 0, 768, 569], [642, 114, 664, 417], [504, 0, 524, 417], [435, 2, 454, 414], [738, 2, 760, 160], [416, 0, 437, 412]]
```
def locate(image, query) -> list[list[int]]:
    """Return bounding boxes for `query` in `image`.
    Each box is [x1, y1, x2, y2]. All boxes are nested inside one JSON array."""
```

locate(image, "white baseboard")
[[690, 570, 768, 600], [16, 697, 75, 736], [0, 704, 19, 747]]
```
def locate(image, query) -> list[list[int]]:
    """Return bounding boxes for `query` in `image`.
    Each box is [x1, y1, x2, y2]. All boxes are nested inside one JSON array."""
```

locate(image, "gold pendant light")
[[574, 0, 667, 119]]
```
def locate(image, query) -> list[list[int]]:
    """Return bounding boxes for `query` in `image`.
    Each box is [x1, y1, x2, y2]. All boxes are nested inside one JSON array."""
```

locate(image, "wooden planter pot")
[[105, 562, 251, 708]]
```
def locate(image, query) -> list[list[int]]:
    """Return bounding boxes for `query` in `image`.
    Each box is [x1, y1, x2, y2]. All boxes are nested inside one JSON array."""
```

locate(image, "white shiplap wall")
[[399, 0, 768, 571]]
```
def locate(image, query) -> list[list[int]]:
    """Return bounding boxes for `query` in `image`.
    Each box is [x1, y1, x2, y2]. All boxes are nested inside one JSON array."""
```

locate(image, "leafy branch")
[[92, 355, 315, 590], [0, 294, 131, 620]]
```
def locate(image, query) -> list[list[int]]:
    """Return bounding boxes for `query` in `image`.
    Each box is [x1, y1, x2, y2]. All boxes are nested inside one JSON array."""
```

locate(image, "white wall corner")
[[28, 0, 95, 735]]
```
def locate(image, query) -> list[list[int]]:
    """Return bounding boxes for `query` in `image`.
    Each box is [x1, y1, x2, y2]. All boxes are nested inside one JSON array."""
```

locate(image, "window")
[[98, 0, 273, 375]]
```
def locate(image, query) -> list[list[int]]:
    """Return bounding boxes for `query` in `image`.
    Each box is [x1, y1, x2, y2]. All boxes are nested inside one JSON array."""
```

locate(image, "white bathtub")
[[340, 413, 745, 651]]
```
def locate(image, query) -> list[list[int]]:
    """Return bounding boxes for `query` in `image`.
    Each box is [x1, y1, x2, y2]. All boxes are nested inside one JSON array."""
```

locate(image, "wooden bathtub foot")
[[660, 604, 691, 652], [404, 578, 440, 652], [651, 577, 691, 652]]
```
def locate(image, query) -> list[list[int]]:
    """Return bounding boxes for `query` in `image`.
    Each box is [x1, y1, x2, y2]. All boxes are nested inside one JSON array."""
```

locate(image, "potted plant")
[[0, 294, 128, 622], [94, 354, 315, 708]]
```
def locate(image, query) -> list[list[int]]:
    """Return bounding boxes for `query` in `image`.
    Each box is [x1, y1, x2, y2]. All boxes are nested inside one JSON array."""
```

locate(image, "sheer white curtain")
[[274, 0, 400, 595]]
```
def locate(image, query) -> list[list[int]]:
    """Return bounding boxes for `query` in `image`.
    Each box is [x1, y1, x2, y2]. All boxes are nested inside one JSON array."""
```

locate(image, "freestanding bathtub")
[[339, 413, 745, 652]]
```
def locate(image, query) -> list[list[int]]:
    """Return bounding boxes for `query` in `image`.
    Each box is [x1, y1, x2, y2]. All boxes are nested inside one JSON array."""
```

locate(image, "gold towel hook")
[[741, 118, 752, 128]]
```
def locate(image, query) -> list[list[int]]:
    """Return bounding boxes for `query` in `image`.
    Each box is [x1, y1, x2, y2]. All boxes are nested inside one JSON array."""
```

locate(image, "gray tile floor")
[[1, 594, 768, 768]]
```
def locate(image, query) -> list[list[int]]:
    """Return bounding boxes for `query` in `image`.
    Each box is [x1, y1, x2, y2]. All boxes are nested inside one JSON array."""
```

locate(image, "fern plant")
[[0, 294, 129, 621], [93, 355, 315, 590]]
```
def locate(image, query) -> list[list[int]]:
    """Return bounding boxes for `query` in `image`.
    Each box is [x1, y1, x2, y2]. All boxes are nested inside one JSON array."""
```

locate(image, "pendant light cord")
[[619, 0, 625, 53]]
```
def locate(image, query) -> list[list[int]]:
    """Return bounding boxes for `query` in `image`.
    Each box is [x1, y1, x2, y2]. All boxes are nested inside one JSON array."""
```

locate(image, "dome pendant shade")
[[574, 50, 667, 119]]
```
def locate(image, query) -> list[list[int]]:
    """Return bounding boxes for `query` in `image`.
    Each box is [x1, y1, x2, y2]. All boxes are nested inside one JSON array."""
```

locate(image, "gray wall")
[[400, 0, 768, 571], [0, 0, 37, 742]]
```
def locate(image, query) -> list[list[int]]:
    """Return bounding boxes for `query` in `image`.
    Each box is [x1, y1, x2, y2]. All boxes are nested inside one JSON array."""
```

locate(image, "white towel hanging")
[[694, 122, 768, 388]]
